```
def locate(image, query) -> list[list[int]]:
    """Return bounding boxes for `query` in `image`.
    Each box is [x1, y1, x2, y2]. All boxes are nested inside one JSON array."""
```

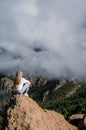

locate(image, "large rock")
[[4, 95, 78, 130], [83, 114, 86, 129], [0, 77, 13, 93], [68, 114, 86, 130], [0, 77, 13, 108]]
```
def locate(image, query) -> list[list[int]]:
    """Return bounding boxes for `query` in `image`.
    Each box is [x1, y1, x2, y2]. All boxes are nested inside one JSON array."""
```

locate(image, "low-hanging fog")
[[0, 0, 86, 79]]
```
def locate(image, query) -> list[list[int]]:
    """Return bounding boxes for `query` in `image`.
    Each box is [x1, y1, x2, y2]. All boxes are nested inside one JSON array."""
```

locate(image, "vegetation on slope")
[[30, 82, 86, 118]]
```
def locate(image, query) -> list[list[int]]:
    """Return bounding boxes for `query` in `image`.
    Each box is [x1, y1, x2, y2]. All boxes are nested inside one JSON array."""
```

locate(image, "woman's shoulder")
[[21, 77, 27, 82], [22, 77, 31, 84]]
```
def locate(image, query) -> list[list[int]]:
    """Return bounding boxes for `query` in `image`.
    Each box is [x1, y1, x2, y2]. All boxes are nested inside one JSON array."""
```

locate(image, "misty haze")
[[0, 0, 86, 79]]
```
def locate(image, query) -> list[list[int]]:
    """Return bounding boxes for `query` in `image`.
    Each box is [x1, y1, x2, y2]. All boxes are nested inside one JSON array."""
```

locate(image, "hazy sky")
[[0, 0, 86, 78]]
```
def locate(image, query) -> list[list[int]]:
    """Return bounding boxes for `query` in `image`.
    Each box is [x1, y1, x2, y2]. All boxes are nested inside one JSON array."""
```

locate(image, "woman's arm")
[[22, 78, 32, 86]]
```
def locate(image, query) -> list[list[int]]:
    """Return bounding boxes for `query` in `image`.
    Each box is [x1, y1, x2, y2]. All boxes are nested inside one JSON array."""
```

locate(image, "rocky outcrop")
[[69, 114, 84, 121], [29, 75, 48, 87], [0, 77, 13, 108], [0, 77, 13, 93], [68, 114, 86, 130], [53, 79, 66, 92], [28, 75, 39, 87], [4, 95, 78, 130], [66, 85, 81, 97], [42, 90, 50, 101], [83, 114, 86, 130], [69, 77, 77, 84]]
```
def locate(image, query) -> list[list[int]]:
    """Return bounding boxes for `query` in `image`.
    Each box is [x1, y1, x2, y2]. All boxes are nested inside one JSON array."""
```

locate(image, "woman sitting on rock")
[[13, 70, 32, 96]]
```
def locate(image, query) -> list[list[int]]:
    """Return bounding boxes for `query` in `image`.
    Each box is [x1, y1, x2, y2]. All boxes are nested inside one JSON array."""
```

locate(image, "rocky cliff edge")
[[4, 94, 78, 130]]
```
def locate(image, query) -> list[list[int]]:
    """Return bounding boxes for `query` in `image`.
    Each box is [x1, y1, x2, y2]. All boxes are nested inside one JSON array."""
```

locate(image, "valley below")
[[0, 73, 86, 130]]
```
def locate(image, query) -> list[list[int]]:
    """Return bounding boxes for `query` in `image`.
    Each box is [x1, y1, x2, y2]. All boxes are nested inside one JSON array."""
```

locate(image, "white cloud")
[[0, 0, 86, 79]]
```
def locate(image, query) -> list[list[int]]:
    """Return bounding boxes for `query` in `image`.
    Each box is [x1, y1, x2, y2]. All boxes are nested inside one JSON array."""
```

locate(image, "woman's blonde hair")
[[14, 70, 23, 88]]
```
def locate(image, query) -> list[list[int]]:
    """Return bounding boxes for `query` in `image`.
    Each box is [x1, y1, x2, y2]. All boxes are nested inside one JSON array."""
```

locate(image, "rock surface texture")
[[0, 77, 13, 108], [5, 95, 78, 130]]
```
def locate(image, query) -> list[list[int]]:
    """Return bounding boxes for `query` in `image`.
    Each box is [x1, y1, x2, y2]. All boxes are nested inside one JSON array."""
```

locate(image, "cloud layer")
[[0, 0, 86, 79]]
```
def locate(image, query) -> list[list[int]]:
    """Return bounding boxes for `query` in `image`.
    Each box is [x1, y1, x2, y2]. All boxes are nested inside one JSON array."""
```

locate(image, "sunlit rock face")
[[4, 94, 78, 130]]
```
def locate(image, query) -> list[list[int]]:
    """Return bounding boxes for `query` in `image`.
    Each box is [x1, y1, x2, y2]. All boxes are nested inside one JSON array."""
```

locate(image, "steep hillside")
[[4, 95, 78, 130], [29, 81, 86, 118]]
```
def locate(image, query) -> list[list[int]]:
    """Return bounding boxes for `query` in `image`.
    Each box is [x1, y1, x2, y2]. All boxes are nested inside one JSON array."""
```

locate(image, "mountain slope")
[[4, 95, 78, 130]]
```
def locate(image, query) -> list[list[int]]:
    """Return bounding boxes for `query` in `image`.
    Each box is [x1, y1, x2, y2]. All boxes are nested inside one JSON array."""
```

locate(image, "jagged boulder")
[[4, 95, 78, 130]]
